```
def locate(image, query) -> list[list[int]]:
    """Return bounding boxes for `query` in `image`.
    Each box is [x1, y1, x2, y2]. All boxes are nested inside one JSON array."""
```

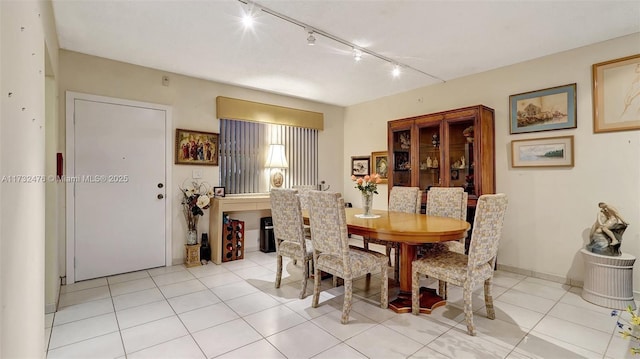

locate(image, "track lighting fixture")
[[353, 48, 362, 62], [392, 64, 401, 78], [236, 0, 444, 83], [306, 29, 316, 46]]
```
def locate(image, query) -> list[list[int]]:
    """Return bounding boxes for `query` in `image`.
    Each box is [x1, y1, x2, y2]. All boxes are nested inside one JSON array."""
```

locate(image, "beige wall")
[[344, 33, 640, 293], [58, 50, 345, 266]]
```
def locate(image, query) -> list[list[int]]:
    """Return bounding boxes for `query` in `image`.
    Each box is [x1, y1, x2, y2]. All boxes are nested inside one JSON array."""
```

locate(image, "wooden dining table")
[[341, 207, 470, 313]]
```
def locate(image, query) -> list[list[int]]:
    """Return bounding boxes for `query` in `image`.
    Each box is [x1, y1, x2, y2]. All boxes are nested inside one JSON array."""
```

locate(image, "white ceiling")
[[51, 0, 640, 107]]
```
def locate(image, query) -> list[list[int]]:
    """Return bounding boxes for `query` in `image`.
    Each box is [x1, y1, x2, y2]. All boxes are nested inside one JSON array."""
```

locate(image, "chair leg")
[[380, 263, 388, 309], [411, 267, 420, 315], [312, 254, 320, 308], [275, 254, 283, 288], [438, 280, 448, 300], [341, 278, 353, 324], [463, 282, 476, 336], [299, 258, 309, 299], [484, 278, 495, 320]]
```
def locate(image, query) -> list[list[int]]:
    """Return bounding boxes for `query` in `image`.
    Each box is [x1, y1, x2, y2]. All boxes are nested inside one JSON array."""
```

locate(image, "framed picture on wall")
[[592, 54, 640, 133], [213, 187, 225, 198], [175, 129, 219, 166], [351, 156, 370, 177], [370, 151, 388, 183], [509, 83, 577, 134], [511, 135, 574, 168]]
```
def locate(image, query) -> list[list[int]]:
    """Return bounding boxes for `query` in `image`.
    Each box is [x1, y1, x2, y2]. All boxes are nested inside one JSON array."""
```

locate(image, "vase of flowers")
[[180, 180, 213, 245], [351, 173, 381, 217]]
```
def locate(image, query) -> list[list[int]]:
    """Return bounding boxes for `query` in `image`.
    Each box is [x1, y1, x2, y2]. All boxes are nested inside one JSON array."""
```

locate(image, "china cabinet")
[[388, 105, 495, 210]]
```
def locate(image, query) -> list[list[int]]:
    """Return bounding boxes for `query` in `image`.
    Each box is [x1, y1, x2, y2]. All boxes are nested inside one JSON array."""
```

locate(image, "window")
[[220, 119, 318, 194]]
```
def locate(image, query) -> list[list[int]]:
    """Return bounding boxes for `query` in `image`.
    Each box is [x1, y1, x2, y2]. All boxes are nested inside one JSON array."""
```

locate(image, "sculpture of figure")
[[426, 156, 432, 168], [587, 202, 629, 256]]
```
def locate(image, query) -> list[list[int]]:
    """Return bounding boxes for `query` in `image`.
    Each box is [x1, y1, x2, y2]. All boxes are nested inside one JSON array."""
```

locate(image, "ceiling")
[[51, 0, 640, 107]]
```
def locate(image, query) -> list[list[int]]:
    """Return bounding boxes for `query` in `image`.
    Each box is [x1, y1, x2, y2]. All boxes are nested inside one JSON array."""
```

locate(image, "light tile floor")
[[46, 249, 639, 359]]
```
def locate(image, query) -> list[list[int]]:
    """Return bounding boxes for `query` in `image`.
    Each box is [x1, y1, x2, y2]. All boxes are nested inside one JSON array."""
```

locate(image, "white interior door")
[[72, 98, 167, 281]]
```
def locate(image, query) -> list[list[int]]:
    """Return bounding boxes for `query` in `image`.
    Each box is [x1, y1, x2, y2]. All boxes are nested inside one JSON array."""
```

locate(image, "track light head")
[[306, 29, 316, 46], [392, 64, 401, 78], [353, 48, 362, 62]]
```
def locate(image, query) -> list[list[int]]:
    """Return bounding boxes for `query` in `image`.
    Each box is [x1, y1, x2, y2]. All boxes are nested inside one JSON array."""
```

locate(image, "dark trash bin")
[[260, 217, 276, 253]]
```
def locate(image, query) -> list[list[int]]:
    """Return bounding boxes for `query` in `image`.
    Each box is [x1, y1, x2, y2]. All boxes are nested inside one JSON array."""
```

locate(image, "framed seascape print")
[[511, 135, 574, 168], [592, 54, 640, 133], [213, 186, 225, 198], [351, 156, 370, 177], [370, 151, 388, 183], [509, 83, 577, 134], [175, 129, 219, 166]]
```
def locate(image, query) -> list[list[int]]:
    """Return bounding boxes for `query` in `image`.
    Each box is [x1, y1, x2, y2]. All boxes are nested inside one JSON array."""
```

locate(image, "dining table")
[[338, 207, 470, 313]]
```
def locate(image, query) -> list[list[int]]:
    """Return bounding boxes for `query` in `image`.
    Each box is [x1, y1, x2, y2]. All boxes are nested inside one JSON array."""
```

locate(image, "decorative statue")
[[586, 202, 629, 256]]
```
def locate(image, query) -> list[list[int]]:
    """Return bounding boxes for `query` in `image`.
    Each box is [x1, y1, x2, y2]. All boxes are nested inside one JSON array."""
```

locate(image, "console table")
[[209, 195, 271, 264]]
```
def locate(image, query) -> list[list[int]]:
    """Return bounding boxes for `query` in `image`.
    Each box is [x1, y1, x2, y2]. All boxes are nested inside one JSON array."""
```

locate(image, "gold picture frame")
[[175, 129, 219, 166], [592, 54, 640, 133], [511, 135, 574, 168], [370, 151, 388, 184]]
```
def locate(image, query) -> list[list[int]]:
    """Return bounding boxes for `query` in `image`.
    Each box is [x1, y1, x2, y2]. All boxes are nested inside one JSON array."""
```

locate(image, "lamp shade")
[[265, 144, 288, 169]]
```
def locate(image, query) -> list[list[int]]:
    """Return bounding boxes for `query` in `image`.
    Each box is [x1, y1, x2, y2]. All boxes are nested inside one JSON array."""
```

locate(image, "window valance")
[[216, 96, 324, 130]]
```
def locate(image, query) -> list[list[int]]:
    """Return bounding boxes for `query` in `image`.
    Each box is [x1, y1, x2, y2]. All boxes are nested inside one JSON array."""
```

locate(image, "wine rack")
[[222, 219, 244, 262]]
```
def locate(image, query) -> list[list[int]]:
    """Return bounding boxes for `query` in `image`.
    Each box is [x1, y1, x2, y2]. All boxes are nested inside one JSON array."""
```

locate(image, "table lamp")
[[265, 144, 288, 188]]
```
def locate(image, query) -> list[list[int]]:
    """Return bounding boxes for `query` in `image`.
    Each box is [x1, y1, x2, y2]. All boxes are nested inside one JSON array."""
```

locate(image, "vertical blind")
[[220, 119, 318, 194]]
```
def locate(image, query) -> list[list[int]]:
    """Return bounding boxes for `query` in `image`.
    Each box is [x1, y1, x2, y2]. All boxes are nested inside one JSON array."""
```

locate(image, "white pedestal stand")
[[581, 248, 636, 310]]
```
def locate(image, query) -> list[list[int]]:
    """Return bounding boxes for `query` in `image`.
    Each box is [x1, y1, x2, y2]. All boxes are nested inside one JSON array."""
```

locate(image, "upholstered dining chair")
[[364, 186, 421, 282], [426, 187, 468, 254], [307, 190, 388, 324], [411, 193, 508, 336], [270, 188, 314, 299], [424, 187, 469, 298]]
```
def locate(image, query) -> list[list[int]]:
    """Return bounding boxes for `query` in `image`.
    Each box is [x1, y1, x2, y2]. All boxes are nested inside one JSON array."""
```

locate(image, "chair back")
[[426, 187, 468, 221], [306, 191, 351, 269], [389, 186, 421, 214], [270, 188, 307, 254], [292, 185, 315, 210], [467, 194, 508, 269]]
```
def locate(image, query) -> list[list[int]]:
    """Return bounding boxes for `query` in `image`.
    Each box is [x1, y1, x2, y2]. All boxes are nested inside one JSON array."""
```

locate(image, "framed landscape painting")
[[175, 129, 219, 166], [511, 135, 574, 168], [509, 84, 577, 134], [592, 54, 640, 133]]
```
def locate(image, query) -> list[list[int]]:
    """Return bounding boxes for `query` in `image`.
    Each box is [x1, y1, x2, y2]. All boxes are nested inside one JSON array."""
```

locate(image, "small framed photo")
[[511, 135, 574, 168], [351, 156, 370, 177], [451, 169, 459, 180], [509, 83, 577, 134], [592, 54, 640, 133], [213, 186, 225, 198], [175, 129, 219, 166], [370, 151, 388, 183]]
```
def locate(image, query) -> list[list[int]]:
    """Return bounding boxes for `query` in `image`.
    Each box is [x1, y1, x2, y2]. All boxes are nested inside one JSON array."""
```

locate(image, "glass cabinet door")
[[391, 128, 412, 187], [446, 119, 476, 197], [418, 123, 441, 190]]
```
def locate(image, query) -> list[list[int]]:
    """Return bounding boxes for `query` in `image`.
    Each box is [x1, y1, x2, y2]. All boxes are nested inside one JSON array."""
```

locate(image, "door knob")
[[157, 183, 164, 188], [157, 194, 164, 199]]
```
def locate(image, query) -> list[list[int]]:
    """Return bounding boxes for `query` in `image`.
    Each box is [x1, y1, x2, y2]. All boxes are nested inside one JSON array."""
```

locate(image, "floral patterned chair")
[[307, 190, 388, 324], [411, 193, 508, 336], [270, 188, 314, 299], [426, 187, 468, 254], [364, 186, 421, 282]]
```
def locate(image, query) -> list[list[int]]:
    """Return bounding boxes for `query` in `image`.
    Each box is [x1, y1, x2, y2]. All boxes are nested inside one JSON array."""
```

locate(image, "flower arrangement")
[[612, 305, 640, 355], [351, 173, 381, 195], [180, 180, 213, 244]]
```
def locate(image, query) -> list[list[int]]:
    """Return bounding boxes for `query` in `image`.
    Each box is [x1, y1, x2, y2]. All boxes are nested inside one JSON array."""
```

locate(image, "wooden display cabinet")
[[388, 105, 495, 209]]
